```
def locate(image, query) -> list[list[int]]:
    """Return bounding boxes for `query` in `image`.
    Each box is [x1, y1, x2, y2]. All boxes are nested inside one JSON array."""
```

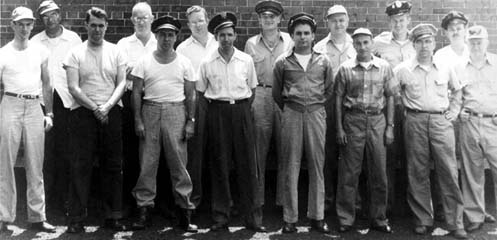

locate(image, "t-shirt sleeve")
[[130, 57, 145, 80], [183, 57, 196, 82]]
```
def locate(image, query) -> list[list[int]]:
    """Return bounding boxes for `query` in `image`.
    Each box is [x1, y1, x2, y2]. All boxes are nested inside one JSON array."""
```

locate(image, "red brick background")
[[1, 0, 496, 51]]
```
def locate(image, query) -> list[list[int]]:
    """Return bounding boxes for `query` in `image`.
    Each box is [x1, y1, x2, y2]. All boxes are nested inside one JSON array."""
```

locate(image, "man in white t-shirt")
[[130, 15, 197, 233], [0, 6, 55, 233], [176, 5, 218, 209], [31, 0, 82, 211], [116, 1, 156, 213], [63, 7, 127, 234]]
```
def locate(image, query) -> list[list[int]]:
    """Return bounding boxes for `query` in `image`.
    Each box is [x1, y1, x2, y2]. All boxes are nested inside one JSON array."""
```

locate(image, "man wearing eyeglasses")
[[31, 0, 82, 213], [116, 1, 156, 215], [64, 7, 127, 233], [176, 5, 218, 210]]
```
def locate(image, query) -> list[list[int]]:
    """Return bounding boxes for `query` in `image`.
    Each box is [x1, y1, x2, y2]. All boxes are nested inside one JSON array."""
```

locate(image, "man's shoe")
[[30, 222, 56, 233], [177, 208, 198, 233], [0, 221, 11, 233], [282, 222, 297, 233], [210, 222, 228, 232], [66, 222, 84, 234], [103, 219, 127, 231], [132, 207, 150, 230], [451, 229, 468, 239], [465, 222, 483, 233], [338, 225, 352, 233], [310, 220, 330, 233], [414, 225, 429, 235], [435, 213, 445, 222], [371, 224, 393, 233], [485, 213, 496, 223]]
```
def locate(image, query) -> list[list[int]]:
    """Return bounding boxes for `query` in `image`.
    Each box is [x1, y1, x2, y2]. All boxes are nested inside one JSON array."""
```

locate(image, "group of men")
[[0, 1, 496, 239]]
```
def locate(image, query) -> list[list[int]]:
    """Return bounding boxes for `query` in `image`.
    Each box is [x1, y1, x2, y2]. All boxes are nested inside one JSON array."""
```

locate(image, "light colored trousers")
[[0, 96, 46, 223], [281, 105, 326, 223], [336, 112, 388, 226], [404, 112, 464, 230], [132, 101, 195, 210], [252, 87, 283, 206], [460, 115, 497, 223]]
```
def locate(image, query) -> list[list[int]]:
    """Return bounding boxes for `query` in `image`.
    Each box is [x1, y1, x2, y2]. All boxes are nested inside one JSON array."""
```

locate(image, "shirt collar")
[[255, 31, 285, 44], [189, 33, 215, 46], [130, 33, 156, 45], [213, 47, 244, 62], [354, 55, 382, 69], [410, 57, 438, 71], [39, 26, 71, 41], [467, 53, 495, 66], [327, 33, 352, 44]]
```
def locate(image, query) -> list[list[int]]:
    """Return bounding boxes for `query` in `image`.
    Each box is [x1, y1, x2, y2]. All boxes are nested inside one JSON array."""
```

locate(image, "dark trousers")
[[67, 106, 123, 222], [324, 98, 339, 211], [43, 90, 71, 208], [121, 90, 140, 208], [207, 100, 262, 225], [187, 94, 208, 208]]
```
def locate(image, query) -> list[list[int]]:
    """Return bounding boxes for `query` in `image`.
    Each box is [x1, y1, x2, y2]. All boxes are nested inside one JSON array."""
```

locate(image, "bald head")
[[132, 2, 152, 16]]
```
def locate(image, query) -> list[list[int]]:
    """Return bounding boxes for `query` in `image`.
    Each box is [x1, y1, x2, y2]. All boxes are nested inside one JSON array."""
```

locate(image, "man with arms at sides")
[[244, 0, 292, 210], [273, 12, 333, 234], [116, 1, 156, 214], [313, 4, 355, 214], [394, 23, 467, 239], [64, 7, 127, 233], [0, 6, 55, 233], [130, 15, 198, 233], [176, 5, 218, 210], [197, 12, 266, 232], [372, 0, 415, 217], [458, 25, 497, 232], [334, 28, 395, 234], [31, 0, 82, 212]]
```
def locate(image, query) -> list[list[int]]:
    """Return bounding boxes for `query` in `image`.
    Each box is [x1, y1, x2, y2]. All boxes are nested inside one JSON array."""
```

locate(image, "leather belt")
[[4, 92, 40, 99], [257, 83, 272, 88], [467, 110, 495, 118], [209, 99, 248, 105], [345, 108, 383, 115], [406, 107, 445, 115]]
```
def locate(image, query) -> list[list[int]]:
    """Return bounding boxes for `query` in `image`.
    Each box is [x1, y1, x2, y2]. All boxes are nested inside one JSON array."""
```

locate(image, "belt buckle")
[[477, 113, 483, 118], [229, 99, 235, 104]]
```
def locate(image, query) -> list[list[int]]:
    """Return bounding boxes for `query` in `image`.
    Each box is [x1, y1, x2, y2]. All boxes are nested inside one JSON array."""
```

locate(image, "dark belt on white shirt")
[[466, 110, 495, 118], [405, 107, 446, 115], [4, 91, 40, 99]]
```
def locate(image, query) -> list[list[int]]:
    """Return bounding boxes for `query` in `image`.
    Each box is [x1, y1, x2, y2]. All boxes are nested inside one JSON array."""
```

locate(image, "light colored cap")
[[11, 6, 35, 22], [38, 0, 60, 16], [409, 23, 437, 42], [327, 5, 347, 17], [352, 28, 373, 38], [467, 25, 488, 39]]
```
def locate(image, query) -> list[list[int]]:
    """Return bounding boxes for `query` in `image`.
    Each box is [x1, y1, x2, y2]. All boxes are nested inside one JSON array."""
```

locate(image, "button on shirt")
[[117, 33, 157, 89], [177, 33, 218, 77], [460, 53, 497, 115], [273, 50, 334, 112], [197, 48, 257, 101], [313, 33, 356, 77], [0, 41, 49, 95], [373, 31, 415, 67], [131, 52, 196, 102], [244, 31, 293, 86], [31, 27, 82, 108], [394, 58, 461, 112], [63, 41, 127, 109], [335, 56, 397, 111]]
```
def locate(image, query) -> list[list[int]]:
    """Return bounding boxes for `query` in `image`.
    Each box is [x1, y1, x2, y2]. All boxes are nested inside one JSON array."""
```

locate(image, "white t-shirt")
[[63, 40, 126, 109], [31, 27, 82, 108], [131, 52, 196, 102], [294, 53, 312, 71], [0, 41, 49, 95]]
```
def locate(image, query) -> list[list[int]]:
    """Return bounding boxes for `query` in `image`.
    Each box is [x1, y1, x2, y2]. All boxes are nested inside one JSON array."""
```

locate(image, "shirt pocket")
[[405, 80, 422, 99], [434, 76, 449, 98]]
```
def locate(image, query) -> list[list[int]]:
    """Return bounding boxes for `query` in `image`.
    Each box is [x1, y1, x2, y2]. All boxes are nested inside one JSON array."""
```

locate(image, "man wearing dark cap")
[[31, 0, 82, 212], [130, 15, 197, 232], [64, 7, 127, 233], [313, 4, 356, 214], [273, 12, 333, 234], [335, 27, 395, 234], [0, 6, 55, 233], [197, 12, 265, 232], [394, 23, 467, 239], [372, 0, 416, 217], [244, 0, 292, 209], [434, 11, 469, 67]]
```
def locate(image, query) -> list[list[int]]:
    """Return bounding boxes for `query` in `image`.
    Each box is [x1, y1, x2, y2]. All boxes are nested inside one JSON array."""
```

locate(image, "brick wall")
[[1, 0, 497, 52]]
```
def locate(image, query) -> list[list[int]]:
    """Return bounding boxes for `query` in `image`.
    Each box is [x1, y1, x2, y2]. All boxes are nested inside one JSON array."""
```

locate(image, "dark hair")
[[85, 7, 108, 23]]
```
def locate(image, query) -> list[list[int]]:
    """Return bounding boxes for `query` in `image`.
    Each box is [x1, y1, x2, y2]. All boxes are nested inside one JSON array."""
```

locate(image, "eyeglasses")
[[42, 11, 59, 20], [132, 16, 151, 23]]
